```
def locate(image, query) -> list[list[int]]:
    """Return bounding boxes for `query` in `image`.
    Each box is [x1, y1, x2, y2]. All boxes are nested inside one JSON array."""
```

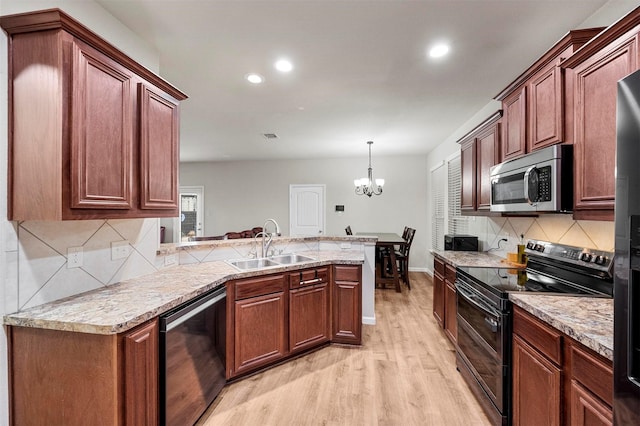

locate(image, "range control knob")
[[534, 244, 545, 252], [594, 255, 607, 265], [526, 242, 535, 250], [580, 253, 593, 262]]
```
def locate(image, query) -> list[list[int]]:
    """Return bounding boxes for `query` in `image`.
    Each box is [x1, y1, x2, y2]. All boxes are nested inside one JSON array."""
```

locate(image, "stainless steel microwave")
[[490, 144, 573, 213]]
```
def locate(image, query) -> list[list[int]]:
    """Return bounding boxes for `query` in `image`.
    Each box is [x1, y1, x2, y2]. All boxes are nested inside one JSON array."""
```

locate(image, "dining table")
[[356, 232, 405, 292]]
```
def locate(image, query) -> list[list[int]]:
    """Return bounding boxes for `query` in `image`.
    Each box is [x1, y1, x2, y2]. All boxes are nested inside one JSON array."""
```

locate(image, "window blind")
[[431, 163, 445, 250], [447, 155, 469, 235]]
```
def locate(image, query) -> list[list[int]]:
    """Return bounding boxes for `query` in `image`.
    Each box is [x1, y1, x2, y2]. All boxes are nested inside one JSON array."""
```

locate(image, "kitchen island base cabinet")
[[7, 318, 159, 426], [332, 265, 362, 345], [289, 268, 330, 353], [228, 274, 288, 378]]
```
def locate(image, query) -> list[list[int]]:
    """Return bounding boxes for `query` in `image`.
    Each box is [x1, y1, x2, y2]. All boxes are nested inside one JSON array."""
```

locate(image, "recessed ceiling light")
[[429, 43, 450, 58], [275, 59, 293, 72], [246, 73, 264, 84]]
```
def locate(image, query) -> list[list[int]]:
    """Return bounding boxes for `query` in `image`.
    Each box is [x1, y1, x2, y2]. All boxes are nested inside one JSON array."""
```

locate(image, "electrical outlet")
[[111, 241, 130, 260], [164, 254, 176, 266], [67, 247, 83, 268]]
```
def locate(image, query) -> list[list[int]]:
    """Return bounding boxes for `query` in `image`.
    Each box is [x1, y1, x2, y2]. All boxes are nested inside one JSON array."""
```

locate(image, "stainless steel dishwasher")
[[160, 286, 226, 426]]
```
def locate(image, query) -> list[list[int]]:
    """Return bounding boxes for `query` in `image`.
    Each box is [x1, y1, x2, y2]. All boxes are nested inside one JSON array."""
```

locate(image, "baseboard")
[[362, 315, 376, 325], [408, 267, 433, 275]]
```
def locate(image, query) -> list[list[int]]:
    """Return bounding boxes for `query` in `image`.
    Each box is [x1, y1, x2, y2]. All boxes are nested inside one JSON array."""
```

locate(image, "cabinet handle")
[[300, 278, 323, 286]]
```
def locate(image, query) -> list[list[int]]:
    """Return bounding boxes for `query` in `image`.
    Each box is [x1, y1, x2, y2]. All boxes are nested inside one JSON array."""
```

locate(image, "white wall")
[[180, 154, 430, 269], [0, 1, 162, 425]]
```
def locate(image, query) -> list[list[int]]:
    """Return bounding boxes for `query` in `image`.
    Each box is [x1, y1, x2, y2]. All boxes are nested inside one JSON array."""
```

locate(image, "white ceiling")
[[94, 0, 628, 162]]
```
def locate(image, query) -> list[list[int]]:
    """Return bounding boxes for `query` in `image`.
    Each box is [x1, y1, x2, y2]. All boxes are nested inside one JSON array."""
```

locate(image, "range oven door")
[[455, 280, 509, 415]]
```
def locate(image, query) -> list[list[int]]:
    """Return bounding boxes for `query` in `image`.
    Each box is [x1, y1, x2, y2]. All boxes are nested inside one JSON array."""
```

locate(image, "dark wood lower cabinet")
[[444, 280, 457, 344], [332, 265, 362, 344], [512, 306, 613, 426], [234, 291, 287, 375], [289, 276, 330, 353], [433, 257, 445, 327], [512, 335, 562, 426], [7, 318, 159, 425], [227, 264, 362, 379], [123, 319, 159, 426]]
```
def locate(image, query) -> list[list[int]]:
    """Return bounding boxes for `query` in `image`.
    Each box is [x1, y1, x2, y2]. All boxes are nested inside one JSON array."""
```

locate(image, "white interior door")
[[290, 184, 325, 236], [175, 186, 204, 242]]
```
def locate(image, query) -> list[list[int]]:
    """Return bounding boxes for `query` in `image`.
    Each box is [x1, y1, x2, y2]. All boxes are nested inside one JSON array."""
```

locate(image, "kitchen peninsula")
[[4, 236, 370, 425]]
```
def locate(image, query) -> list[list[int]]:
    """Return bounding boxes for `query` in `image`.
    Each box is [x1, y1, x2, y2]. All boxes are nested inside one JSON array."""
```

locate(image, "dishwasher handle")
[[161, 287, 226, 332]]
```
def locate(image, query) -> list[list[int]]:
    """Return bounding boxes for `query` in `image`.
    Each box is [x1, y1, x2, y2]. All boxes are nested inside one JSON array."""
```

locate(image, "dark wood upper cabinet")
[[501, 87, 527, 161], [458, 111, 502, 213], [562, 12, 640, 221], [1, 9, 187, 220], [495, 29, 602, 162]]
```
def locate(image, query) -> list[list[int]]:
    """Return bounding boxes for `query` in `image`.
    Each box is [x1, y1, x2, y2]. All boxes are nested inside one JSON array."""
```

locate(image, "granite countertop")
[[3, 250, 364, 336], [431, 249, 510, 268], [510, 294, 613, 361]]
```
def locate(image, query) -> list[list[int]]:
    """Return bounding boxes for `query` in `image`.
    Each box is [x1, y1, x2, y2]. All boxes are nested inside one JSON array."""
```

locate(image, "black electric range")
[[454, 240, 614, 426]]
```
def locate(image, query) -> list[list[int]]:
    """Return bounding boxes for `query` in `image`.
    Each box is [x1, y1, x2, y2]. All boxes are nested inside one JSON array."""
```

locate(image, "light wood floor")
[[197, 272, 491, 425]]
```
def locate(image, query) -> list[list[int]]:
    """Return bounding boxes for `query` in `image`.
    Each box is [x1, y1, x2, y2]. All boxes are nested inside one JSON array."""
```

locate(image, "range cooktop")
[[455, 239, 614, 301]]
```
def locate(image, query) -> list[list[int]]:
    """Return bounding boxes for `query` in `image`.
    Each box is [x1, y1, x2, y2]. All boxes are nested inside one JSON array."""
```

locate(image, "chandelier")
[[354, 141, 384, 197]]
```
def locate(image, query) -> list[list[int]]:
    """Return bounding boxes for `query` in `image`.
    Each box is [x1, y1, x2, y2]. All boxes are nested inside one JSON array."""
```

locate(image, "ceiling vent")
[[262, 133, 279, 140]]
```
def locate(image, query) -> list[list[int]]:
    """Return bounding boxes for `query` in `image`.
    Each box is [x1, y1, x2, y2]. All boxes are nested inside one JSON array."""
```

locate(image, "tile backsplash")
[[468, 215, 615, 256], [5, 218, 163, 314]]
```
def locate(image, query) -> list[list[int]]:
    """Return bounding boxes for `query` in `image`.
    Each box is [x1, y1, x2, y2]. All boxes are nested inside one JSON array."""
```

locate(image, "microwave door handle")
[[523, 166, 538, 205]]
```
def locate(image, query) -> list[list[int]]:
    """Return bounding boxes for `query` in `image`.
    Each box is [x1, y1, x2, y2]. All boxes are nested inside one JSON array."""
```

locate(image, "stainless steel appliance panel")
[[615, 69, 640, 425], [160, 286, 227, 426], [490, 144, 572, 213]]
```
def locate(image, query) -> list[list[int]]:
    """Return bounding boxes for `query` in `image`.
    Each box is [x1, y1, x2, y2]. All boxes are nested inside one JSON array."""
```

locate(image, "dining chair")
[[382, 228, 416, 289], [345, 225, 353, 235], [396, 228, 416, 288]]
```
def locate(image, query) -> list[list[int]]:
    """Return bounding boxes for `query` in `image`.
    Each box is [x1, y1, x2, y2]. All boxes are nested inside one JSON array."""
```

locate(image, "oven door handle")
[[456, 281, 501, 319]]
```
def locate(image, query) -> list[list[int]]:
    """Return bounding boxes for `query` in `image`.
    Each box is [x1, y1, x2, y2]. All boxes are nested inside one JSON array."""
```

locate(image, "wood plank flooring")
[[197, 272, 491, 425]]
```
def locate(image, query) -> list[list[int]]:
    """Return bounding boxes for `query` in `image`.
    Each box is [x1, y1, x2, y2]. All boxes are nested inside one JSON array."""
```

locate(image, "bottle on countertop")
[[517, 234, 526, 264]]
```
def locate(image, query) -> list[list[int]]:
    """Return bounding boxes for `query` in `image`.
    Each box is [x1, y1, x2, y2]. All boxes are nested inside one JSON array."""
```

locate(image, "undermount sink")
[[269, 254, 315, 264], [228, 253, 315, 270], [229, 258, 280, 270]]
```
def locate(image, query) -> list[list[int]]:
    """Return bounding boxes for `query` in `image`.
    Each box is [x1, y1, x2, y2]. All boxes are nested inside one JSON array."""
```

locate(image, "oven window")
[[492, 172, 526, 205]]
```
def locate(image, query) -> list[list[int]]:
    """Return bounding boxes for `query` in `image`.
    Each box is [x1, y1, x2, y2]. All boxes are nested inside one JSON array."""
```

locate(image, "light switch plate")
[[67, 247, 83, 268], [111, 241, 130, 260]]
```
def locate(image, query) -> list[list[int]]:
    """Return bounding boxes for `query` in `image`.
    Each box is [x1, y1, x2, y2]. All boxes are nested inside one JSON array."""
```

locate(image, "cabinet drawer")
[[570, 342, 613, 407], [234, 274, 287, 300], [290, 267, 329, 289], [445, 264, 456, 282], [334, 265, 360, 282], [513, 306, 563, 365], [434, 257, 445, 275]]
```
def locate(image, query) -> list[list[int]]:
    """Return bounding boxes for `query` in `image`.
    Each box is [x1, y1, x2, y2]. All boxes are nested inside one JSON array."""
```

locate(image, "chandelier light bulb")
[[354, 141, 384, 197]]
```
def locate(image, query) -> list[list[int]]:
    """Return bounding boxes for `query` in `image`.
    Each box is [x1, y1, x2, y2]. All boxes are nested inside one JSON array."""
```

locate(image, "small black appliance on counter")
[[444, 234, 478, 251]]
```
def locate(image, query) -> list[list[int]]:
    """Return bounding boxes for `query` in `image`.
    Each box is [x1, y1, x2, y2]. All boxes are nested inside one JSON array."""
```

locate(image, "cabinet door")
[[460, 138, 476, 211], [444, 280, 457, 344], [528, 63, 563, 151], [139, 84, 179, 211], [476, 122, 500, 210], [573, 35, 636, 220], [234, 292, 287, 375], [432, 270, 445, 328], [333, 270, 361, 345], [512, 335, 561, 426], [502, 86, 527, 161], [570, 380, 613, 426], [70, 39, 134, 210], [123, 319, 159, 426], [290, 283, 330, 353]]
